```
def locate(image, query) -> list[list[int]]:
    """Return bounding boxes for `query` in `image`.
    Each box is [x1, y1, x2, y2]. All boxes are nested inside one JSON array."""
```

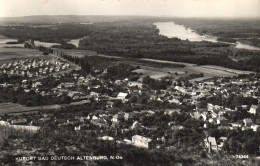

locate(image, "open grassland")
[[81, 53, 254, 81], [0, 34, 9, 39], [53, 48, 97, 58], [0, 34, 20, 48], [133, 68, 171, 79], [133, 58, 254, 81], [0, 102, 62, 115], [0, 48, 42, 60]]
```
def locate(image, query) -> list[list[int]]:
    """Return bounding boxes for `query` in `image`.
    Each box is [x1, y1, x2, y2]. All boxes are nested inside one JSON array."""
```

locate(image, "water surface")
[[154, 22, 260, 51]]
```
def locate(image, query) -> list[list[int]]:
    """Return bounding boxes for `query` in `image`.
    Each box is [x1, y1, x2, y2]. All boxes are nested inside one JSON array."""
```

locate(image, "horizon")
[[0, 0, 260, 18], [1, 14, 260, 20]]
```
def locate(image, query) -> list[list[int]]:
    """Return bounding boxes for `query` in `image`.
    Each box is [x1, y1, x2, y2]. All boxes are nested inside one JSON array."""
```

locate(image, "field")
[[0, 102, 62, 115], [34, 41, 60, 47], [53, 48, 97, 58], [134, 68, 171, 79], [0, 34, 9, 39], [0, 34, 21, 48], [81, 53, 254, 81], [132, 58, 254, 81], [0, 48, 42, 60]]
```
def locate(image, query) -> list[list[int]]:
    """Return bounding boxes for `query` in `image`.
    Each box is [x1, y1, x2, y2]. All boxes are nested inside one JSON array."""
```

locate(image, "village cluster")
[[0, 58, 70, 78], [0, 59, 260, 153]]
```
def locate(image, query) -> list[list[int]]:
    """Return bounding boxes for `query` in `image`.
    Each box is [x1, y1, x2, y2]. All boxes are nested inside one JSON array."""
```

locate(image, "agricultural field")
[[133, 58, 254, 81], [0, 48, 42, 60], [133, 68, 171, 80], [53, 48, 97, 58], [0, 102, 62, 115], [0, 34, 23, 48]]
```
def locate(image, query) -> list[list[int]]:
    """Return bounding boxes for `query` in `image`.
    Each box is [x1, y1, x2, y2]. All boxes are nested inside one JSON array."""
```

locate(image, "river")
[[154, 22, 260, 51], [67, 36, 87, 48]]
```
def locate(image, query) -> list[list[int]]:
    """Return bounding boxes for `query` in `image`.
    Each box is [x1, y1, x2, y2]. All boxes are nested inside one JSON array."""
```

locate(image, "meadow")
[[0, 48, 42, 60], [0, 102, 62, 115]]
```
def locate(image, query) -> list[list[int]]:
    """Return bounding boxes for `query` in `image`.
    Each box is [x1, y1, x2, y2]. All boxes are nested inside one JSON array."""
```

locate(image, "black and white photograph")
[[0, 0, 260, 165]]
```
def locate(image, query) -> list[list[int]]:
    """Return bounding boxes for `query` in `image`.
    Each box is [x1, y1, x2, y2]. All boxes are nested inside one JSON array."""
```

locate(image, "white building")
[[249, 105, 259, 115], [132, 135, 152, 149], [117, 92, 128, 102]]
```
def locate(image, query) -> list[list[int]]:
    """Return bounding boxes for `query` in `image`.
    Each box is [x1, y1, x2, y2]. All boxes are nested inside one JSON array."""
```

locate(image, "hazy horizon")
[[0, 0, 260, 18], [1, 14, 260, 19]]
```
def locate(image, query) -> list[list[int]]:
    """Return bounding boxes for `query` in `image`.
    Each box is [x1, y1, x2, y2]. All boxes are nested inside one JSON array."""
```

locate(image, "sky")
[[0, 0, 260, 18]]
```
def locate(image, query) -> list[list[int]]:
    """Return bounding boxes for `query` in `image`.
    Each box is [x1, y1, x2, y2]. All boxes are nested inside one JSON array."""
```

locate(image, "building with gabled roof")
[[204, 136, 218, 152], [132, 135, 152, 149], [248, 105, 259, 115]]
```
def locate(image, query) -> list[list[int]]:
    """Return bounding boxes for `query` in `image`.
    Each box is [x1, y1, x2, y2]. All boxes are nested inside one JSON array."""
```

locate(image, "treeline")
[[144, 54, 260, 72], [104, 63, 139, 80], [0, 24, 92, 43], [82, 56, 118, 70], [5, 39, 25, 44], [52, 42, 77, 49], [38, 45, 53, 55], [59, 53, 91, 73], [222, 130, 260, 155], [0, 87, 71, 106], [142, 75, 172, 90], [0, 74, 24, 84], [217, 38, 237, 43], [205, 93, 258, 109]]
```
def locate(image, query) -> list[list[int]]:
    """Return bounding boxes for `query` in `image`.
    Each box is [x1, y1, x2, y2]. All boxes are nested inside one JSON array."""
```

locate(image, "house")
[[190, 112, 202, 120], [168, 98, 181, 105], [131, 121, 141, 130], [9, 125, 40, 132], [127, 81, 143, 88], [64, 82, 75, 88], [217, 116, 228, 126], [98, 136, 114, 141], [90, 91, 99, 97], [164, 109, 181, 116], [170, 125, 184, 131], [111, 113, 125, 123], [204, 137, 218, 152], [201, 113, 207, 121], [150, 95, 157, 100], [90, 118, 108, 128], [243, 118, 253, 127], [132, 135, 152, 149], [70, 100, 91, 105], [251, 124, 259, 132], [74, 125, 81, 131], [32, 82, 42, 88], [209, 118, 217, 124], [124, 112, 135, 121], [117, 92, 128, 102], [106, 101, 114, 108], [22, 80, 27, 84], [67, 91, 80, 98], [230, 122, 242, 129], [146, 125, 159, 131], [39, 117, 52, 122], [248, 105, 259, 115], [11, 118, 28, 125], [217, 137, 227, 149]]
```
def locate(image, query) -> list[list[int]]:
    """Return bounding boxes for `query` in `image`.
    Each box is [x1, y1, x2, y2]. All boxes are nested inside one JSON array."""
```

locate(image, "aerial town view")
[[0, 0, 260, 165]]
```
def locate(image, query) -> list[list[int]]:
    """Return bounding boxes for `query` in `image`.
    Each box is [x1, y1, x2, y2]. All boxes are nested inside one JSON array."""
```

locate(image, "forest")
[[1, 19, 260, 72], [0, 24, 92, 43], [77, 21, 260, 72]]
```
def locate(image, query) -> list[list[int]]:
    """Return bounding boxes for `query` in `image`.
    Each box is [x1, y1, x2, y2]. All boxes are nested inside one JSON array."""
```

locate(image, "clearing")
[[0, 102, 62, 115], [0, 48, 42, 60]]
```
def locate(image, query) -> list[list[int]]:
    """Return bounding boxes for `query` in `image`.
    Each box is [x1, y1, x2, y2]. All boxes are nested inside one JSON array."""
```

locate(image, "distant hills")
[[0, 15, 160, 25]]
